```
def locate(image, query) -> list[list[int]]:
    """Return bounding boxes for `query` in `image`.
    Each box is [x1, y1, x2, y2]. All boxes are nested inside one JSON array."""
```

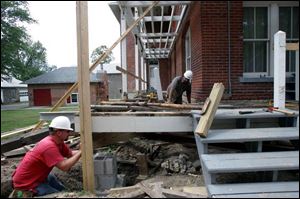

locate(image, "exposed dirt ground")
[[1, 135, 206, 198], [3, 134, 298, 198], [1, 100, 298, 198]]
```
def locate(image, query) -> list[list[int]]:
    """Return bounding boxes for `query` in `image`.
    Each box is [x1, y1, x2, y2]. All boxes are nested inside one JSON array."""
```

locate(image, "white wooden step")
[[200, 127, 299, 144], [201, 151, 299, 173], [208, 181, 299, 198]]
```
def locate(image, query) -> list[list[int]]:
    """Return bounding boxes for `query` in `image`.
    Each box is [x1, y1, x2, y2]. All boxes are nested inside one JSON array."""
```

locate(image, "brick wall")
[[158, 59, 171, 90], [126, 32, 136, 92], [170, 1, 273, 101]]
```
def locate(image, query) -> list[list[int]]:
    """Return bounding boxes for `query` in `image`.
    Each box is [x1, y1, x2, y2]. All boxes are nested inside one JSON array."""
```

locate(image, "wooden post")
[[76, 1, 95, 193], [195, 83, 224, 138]]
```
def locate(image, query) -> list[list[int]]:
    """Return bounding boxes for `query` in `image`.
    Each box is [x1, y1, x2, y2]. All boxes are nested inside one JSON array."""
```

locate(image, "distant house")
[[24, 67, 108, 106], [1, 77, 28, 104]]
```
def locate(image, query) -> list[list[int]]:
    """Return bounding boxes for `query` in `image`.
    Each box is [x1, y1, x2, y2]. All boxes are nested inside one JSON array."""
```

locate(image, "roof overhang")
[[110, 1, 191, 60]]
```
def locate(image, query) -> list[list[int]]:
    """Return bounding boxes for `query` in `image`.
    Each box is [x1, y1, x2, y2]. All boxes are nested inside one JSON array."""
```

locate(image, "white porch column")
[[153, 67, 163, 101], [296, 50, 299, 101], [134, 7, 140, 91], [273, 31, 286, 109], [140, 57, 145, 90], [121, 11, 128, 96]]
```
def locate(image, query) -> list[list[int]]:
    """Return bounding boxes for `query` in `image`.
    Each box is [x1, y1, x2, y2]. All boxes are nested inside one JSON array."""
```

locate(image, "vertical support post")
[[274, 31, 286, 109], [296, 50, 299, 101], [153, 67, 163, 101], [141, 57, 145, 90], [134, 7, 140, 92], [121, 10, 128, 97], [76, 1, 95, 193]]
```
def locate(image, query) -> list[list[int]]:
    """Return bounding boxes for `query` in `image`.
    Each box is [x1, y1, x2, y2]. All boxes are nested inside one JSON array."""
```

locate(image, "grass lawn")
[[1, 106, 79, 133]]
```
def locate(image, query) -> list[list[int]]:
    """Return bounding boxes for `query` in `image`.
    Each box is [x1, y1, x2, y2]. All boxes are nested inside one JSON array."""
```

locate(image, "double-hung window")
[[185, 27, 191, 71], [279, 6, 299, 75], [243, 2, 299, 78], [243, 7, 268, 77]]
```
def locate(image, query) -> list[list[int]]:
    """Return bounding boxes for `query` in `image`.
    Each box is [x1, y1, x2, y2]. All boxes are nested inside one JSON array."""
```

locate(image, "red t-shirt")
[[12, 136, 72, 191]]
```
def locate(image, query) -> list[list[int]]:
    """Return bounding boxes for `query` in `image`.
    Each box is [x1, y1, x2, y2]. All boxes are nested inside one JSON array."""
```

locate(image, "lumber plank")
[[116, 66, 147, 83], [1, 128, 49, 154], [99, 101, 203, 110], [76, 1, 95, 193], [139, 182, 165, 198], [1, 123, 47, 139], [195, 83, 224, 137], [286, 42, 299, 51]]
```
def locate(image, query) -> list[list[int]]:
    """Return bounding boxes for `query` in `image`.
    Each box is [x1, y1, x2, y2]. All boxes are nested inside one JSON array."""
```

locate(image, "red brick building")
[[110, 1, 298, 101]]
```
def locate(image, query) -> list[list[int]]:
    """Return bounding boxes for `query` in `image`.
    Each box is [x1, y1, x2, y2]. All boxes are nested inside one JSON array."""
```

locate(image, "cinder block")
[[93, 153, 117, 191]]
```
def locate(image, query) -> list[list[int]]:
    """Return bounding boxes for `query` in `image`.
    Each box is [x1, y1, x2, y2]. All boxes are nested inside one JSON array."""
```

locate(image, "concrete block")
[[94, 152, 118, 191]]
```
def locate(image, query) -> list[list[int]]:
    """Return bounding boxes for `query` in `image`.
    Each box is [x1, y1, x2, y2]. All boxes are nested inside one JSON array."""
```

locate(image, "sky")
[[27, 1, 120, 73]]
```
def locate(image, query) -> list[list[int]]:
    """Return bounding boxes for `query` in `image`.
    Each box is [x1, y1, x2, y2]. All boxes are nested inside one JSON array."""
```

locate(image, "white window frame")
[[67, 93, 79, 104], [71, 93, 79, 104], [243, 1, 299, 78], [185, 27, 191, 71], [243, 4, 270, 78], [19, 91, 28, 97]]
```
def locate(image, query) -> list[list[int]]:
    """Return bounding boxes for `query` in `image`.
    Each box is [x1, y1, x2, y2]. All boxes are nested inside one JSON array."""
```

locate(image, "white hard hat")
[[184, 70, 193, 80], [49, 116, 73, 131]]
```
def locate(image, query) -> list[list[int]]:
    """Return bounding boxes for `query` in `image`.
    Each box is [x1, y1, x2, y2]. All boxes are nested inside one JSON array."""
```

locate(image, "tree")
[[90, 45, 114, 70], [1, 1, 55, 81], [13, 41, 57, 81]]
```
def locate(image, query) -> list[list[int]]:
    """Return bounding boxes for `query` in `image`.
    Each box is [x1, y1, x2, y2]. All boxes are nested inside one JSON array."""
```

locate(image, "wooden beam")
[[99, 101, 203, 110], [195, 83, 224, 138], [1, 128, 49, 154], [116, 66, 147, 83], [139, 182, 165, 198], [286, 43, 299, 51], [31, 1, 159, 132], [1, 123, 47, 139], [76, 1, 94, 193]]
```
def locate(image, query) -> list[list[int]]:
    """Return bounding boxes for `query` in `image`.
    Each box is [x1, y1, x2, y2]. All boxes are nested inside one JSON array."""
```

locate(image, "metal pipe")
[[227, 1, 232, 95]]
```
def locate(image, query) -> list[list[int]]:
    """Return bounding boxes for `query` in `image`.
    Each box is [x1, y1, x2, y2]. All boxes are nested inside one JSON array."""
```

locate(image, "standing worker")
[[167, 70, 193, 104], [10, 116, 81, 197]]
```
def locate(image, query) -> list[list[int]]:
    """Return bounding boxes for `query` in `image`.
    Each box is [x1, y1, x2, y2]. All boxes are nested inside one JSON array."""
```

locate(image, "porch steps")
[[193, 109, 299, 198]]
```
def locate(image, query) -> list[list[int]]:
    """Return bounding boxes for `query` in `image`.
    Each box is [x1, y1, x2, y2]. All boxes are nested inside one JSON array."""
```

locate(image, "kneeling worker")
[[167, 70, 193, 104], [10, 116, 81, 197]]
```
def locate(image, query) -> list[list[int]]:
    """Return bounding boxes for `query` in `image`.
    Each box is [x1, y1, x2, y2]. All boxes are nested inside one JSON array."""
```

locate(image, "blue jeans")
[[35, 173, 65, 196]]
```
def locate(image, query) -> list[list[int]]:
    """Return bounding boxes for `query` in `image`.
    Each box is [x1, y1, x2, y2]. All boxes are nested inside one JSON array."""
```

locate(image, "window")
[[71, 93, 78, 104], [279, 6, 299, 73], [243, 2, 299, 78], [185, 28, 191, 71], [19, 91, 28, 97], [243, 7, 269, 77]]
